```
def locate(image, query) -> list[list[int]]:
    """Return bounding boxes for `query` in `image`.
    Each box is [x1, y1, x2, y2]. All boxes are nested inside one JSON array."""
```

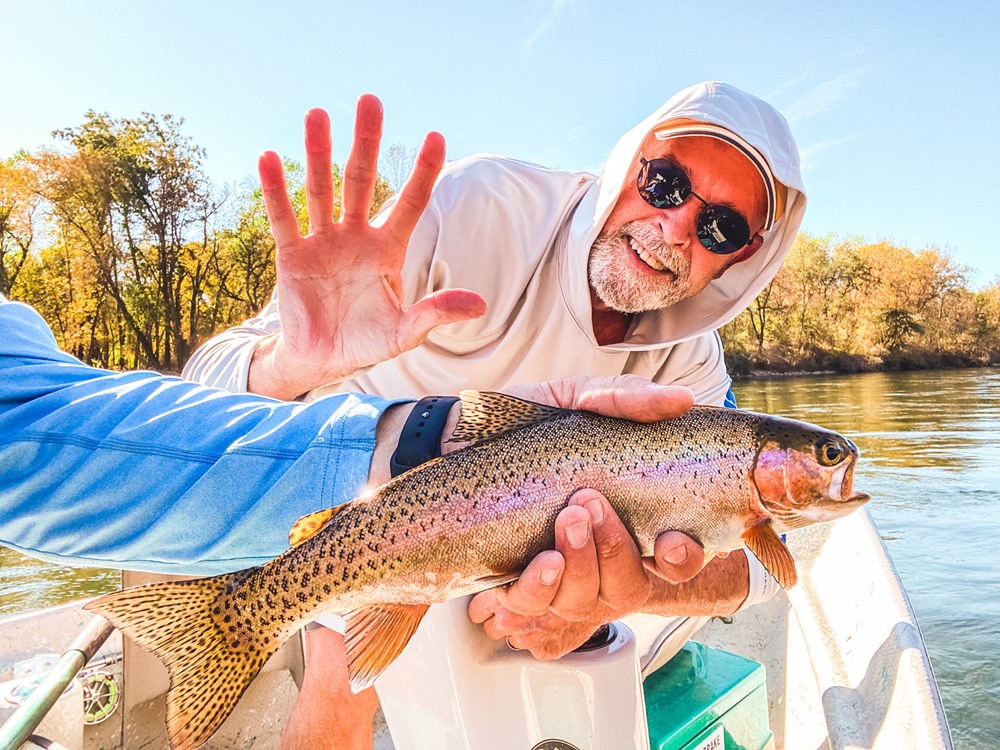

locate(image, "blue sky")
[[3, 1, 999, 285]]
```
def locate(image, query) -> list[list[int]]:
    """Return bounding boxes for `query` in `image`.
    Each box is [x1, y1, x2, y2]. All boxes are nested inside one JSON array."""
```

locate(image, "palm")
[[258, 97, 485, 396], [275, 227, 410, 374]]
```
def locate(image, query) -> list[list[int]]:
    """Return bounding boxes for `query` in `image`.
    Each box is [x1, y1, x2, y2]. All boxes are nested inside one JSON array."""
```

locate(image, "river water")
[[1, 368, 998, 748], [731, 368, 1000, 750]]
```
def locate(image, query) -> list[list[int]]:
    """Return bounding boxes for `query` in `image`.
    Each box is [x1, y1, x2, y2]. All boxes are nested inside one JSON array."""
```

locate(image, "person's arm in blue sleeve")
[[0, 297, 401, 576]]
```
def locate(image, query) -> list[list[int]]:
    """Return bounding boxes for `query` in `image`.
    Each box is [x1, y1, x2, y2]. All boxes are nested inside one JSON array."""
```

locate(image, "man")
[[1, 294, 706, 750], [185, 80, 805, 749]]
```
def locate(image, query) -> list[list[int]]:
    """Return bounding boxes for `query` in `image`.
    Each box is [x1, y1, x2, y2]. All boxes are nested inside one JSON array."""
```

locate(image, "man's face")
[[588, 133, 769, 314]]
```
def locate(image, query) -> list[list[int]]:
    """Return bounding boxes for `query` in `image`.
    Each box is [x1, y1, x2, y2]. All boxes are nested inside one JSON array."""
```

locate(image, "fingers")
[[573, 375, 695, 421], [469, 491, 659, 661], [505, 374, 694, 422], [258, 151, 301, 247], [397, 289, 487, 352], [508, 551, 564, 611], [304, 109, 335, 231], [648, 530, 706, 584], [341, 94, 383, 223], [469, 550, 565, 623], [548, 505, 599, 620], [571, 490, 650, 613], [382, 130, 446, 244], [467, 590, 499, 626], [482, 492, 653, 624]]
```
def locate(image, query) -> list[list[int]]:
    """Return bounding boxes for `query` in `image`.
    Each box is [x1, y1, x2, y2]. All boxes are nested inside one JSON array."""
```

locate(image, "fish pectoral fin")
[[742, 522, 799, 589], [448, 391, 568, 444], [472, 572, 520, 589], [342, 603, 431, 692], [773, 509, 813, 530], [288, 506, 347, 547]]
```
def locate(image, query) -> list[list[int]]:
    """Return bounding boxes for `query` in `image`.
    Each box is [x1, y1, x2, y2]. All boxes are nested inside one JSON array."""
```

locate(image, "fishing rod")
[[0, 615, 114, 750]]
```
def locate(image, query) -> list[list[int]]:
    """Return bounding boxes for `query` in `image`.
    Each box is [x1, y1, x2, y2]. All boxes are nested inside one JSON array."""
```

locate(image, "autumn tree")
[[720, 233, 994, 372], [40, 112, 221, 370], [966, 281, 1000, 361], [0, 153, 41, 296]]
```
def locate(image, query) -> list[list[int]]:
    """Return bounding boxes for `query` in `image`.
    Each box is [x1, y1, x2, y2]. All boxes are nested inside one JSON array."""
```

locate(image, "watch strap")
[[389, 396, 460, 477]]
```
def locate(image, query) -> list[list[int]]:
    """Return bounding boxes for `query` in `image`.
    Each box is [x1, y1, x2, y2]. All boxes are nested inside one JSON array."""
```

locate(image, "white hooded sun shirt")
[[183, 81, 805, 710], [185, 81, 805, 408]]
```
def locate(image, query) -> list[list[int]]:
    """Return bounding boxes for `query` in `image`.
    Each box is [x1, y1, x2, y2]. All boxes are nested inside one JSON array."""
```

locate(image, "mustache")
[[616, 221, 686, 275], [616, 221, 667, 254]]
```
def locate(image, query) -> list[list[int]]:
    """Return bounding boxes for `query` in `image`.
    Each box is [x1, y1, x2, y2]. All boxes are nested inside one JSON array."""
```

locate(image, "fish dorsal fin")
[[449, 390, 567, 444], [342, 603, 431, 692], [288, 506, 346, 547], [743, 522, 799, 589]]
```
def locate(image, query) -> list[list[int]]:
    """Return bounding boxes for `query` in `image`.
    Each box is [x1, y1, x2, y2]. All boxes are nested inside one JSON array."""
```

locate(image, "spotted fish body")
[[88, 392, 869, 750]]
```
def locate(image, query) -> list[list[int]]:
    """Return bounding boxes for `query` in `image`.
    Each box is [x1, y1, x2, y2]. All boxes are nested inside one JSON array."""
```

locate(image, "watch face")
[[531, 742, 582, 750]]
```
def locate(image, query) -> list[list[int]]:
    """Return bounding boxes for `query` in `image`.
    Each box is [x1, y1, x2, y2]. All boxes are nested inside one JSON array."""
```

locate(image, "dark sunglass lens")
[[697, 206, 751, 255], [638, 160, 690, 208]]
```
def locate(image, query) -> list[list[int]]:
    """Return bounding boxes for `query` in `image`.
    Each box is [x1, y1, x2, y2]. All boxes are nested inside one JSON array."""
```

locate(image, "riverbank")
[[725, 346, 999, 379]]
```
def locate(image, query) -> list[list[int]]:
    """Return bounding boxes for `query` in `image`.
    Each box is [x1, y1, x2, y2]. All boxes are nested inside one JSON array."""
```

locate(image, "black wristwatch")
[[389, 396, 460, 478]]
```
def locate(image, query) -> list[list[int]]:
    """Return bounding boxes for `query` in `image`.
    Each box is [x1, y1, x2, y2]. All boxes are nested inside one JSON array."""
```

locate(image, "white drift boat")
[[0, 510, 953, 750]]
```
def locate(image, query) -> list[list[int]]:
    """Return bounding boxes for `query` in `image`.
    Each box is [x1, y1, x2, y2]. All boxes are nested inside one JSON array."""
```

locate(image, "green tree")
[[878, 309, 925, 352]]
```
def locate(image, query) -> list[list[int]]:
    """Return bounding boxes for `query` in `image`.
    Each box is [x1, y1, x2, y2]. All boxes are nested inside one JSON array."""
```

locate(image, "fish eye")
[[816, 440, 845, 466]]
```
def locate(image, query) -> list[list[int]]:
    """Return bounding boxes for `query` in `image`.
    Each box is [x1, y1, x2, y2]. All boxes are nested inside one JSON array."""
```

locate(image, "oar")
[[0, 615, 115, 750]]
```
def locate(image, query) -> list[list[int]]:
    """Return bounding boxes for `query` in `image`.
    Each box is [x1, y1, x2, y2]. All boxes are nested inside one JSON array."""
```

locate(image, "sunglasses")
[[637, 157, 754, 255]]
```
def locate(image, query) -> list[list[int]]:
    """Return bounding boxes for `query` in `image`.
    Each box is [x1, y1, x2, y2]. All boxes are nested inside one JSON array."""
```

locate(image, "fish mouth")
[[836, 467, 869, 504], [830, 455, 869, 505], [830, 460, 850, 501]]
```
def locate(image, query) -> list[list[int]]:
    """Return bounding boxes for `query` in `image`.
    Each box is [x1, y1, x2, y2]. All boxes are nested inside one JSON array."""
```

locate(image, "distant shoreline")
[[732, 361, 998, 380]]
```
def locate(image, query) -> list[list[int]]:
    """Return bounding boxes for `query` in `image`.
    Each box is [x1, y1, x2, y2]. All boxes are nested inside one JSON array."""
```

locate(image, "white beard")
[[588, 221, 693, 313]]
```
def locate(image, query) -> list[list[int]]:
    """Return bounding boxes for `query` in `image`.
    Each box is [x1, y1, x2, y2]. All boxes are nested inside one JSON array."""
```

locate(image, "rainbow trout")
[[87, 391, 869, 750]]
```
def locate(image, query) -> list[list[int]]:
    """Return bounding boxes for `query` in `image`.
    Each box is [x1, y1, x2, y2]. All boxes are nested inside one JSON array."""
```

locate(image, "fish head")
[[751, 417, 870, 533]]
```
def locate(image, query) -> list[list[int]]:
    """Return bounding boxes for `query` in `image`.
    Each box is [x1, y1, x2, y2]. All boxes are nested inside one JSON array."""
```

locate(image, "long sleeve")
[[0, 298, 396, 576], [180, 293, 282, 392], [633, 331, 733, 407]]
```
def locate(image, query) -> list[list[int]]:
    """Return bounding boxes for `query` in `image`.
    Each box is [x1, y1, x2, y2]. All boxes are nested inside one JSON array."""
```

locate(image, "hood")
[[563, 80, 806, 349]]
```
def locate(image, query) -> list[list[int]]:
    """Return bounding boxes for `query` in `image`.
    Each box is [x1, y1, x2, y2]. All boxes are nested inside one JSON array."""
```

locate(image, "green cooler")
[[644, 641, 774, 750]]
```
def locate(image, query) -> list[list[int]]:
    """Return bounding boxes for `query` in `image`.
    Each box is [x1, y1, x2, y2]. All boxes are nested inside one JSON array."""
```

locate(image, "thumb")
[[398, 289, 487, 351], [647, 531, 705, 584]]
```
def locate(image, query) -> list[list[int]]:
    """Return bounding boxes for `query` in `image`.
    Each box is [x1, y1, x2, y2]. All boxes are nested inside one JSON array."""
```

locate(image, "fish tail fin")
[[86, 570, 287, 750]]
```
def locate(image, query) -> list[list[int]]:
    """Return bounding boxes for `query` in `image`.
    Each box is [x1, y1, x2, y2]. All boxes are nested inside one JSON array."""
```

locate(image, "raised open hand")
[[250, 95, 486, 400]]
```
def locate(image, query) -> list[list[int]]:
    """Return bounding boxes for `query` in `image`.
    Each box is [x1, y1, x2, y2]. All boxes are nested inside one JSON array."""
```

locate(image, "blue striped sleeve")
[[0, 298, 399, 575]]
